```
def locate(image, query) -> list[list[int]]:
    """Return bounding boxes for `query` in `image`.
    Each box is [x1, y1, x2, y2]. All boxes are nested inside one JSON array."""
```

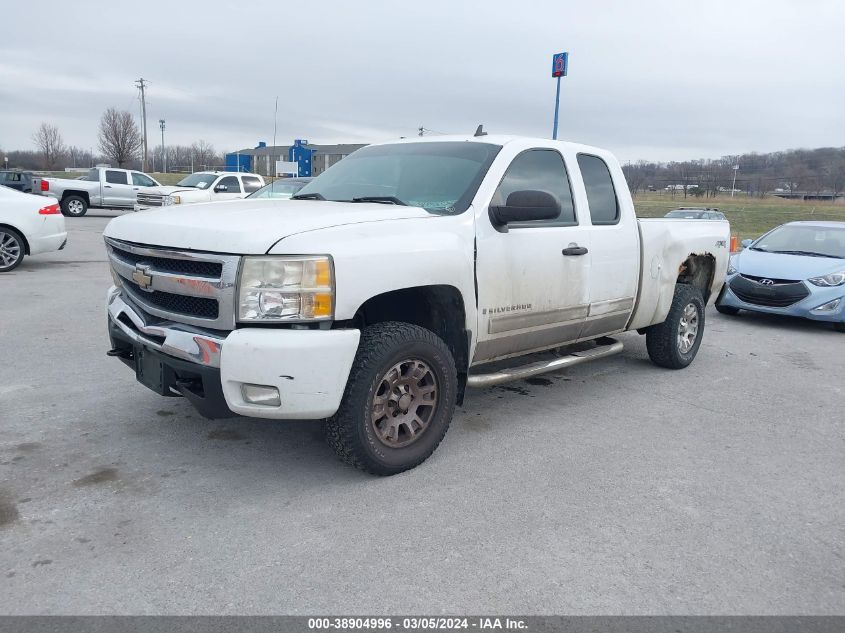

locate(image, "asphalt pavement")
[[1, 211, 843, 614]]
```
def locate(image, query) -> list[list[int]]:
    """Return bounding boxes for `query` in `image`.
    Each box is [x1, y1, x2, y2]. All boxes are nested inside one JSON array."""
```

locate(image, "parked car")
[[0, 170, 45, 194], [665, 208, 727, 221], [40, 167, 162, 217], [103, 135, 729, 475], [247, 178, 312, 200], [135, 172, 265, 209], [716, 221, 845, 332], [0, 185, 67, 272]]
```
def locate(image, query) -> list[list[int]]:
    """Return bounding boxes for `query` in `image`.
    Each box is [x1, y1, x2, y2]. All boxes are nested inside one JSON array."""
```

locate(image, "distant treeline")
[[622, 146, 845, 198]]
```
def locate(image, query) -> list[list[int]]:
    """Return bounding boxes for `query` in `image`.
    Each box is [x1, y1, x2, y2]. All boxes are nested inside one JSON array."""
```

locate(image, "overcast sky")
[[1, 0, 843, 163]]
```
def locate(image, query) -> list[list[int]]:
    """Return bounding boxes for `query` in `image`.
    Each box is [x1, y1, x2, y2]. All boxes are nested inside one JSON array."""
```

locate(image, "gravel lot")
[[1, 212, 843, 615]]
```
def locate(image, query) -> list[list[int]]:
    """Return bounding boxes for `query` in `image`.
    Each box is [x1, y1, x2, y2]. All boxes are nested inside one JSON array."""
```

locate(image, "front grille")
[[137, 193, 165, 207], [741, 273, 801, 285], [111, 245, 222, 278], [106, 238, 240, 329], [123, 278, 219, 319], [730, 275, 809, 307]]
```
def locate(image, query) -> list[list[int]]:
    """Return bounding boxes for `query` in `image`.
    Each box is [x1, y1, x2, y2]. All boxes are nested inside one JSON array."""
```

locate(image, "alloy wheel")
[[370, 359, 439, 448], [677, 302, 699, 354], [0, 231, 22, 270]]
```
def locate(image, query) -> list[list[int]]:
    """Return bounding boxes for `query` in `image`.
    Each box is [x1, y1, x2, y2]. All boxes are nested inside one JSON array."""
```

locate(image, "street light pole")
[[731, 164, 739, 198], [159, 120, 166, 173]]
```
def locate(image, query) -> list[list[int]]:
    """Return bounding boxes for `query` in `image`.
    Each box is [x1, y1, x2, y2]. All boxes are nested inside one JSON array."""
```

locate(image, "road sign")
[[552, 52, 568, 77]]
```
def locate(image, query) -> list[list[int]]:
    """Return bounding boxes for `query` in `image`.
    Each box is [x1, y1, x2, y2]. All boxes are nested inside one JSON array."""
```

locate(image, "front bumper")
[[717, 275, 845, 323], [107, 288, 361, 419]]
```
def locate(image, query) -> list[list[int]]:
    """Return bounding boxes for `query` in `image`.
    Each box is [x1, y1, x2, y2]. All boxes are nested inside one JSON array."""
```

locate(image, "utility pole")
[[159, 119, 166, 173], [731, 163, 740, 197], [135, 78, 149, 171]]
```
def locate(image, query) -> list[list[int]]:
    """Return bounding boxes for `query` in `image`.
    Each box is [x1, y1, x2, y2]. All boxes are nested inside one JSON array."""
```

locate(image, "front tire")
[[646, 284, 705, 369], [0, 227, 25, 272], [324, 322, 457, 476], [61, 195, 88, 217]]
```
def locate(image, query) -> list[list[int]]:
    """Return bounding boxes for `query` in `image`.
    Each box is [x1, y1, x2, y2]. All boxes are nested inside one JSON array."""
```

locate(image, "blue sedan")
[[716, 221, 845, 332]]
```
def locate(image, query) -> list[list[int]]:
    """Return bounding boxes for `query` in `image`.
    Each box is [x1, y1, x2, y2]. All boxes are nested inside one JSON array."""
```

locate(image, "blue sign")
[[552, 52, 568, 77]]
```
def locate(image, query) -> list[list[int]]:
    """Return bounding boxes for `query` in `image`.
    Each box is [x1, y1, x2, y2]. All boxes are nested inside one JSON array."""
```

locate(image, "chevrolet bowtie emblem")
[[132, 263, 154, 291]]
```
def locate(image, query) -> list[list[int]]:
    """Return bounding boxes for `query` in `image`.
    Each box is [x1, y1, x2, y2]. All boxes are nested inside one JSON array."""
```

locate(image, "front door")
[[474, 148, 591, 363]]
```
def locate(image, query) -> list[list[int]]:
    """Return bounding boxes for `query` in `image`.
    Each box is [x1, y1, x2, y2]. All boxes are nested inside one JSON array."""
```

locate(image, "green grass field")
[[634, 193, 845, 241]]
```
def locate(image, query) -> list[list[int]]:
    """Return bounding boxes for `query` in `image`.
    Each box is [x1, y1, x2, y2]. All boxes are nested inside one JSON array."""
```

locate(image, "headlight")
[[237, 256, 334, 322], [808, 270, 845, 287], [163, 195, 181, 206], [727, 256, 738, 275]]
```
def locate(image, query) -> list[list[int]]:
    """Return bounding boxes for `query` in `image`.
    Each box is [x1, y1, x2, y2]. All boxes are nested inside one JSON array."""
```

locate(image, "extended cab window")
[[132, 173, 156, 187], [241, 176, 262, 193], [577, 154, 619, 225], [492, 149, 576, 226], [217, 176, 241, 193], [106, 170, 128, 185]]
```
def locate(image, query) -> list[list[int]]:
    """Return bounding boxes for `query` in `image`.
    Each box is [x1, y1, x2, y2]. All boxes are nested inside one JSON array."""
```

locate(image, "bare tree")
[[191, 140, 216, 170], [32, 123, 65, 170], [98, 108, 143, 167]]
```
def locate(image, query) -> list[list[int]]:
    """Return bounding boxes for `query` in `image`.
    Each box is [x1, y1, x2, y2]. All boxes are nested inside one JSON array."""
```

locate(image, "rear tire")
[[324, 321, 457, 476], [61, 195, 88, 217], [715, 304, 740, 316], [0, 227, 25, 272], [646, 284, 705, 369]]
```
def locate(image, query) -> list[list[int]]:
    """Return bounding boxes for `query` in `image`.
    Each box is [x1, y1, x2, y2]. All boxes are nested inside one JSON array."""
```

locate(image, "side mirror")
[[489, 190, 560, 227], [741, 238, 753, 248], [214, 184, 228, 193]]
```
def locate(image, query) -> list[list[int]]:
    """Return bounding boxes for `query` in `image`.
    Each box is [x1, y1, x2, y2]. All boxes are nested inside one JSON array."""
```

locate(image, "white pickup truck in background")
[[135, 171, 265, 210], [103, 135, 729, 475], [41, 167, 162, 216]]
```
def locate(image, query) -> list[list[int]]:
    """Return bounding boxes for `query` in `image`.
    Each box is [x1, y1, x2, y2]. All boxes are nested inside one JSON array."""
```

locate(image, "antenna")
[[474, 125, 487, 137]]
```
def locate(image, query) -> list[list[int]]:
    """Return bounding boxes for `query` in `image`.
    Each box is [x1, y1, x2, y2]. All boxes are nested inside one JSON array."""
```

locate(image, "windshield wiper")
[[351, 196, 407, 206], [771, 250, 840, 258], [291, 192, 325, 200], [749, 247, 768, 252]]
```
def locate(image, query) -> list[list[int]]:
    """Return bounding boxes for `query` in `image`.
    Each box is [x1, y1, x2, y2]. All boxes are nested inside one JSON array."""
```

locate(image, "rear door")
[[576, 153, 639, 338], [474, 147, 591, 363], [102, 170, 134, 206]]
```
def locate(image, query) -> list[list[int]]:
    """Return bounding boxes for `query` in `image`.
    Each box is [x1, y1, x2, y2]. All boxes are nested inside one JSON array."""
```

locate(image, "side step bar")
[[466, 337, 624, 388]]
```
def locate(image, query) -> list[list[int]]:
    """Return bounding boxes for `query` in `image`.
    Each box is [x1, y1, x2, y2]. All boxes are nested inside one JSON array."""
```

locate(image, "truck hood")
[[733, 248, 845, 280], [104, 199, 434, 253], [145, 186, 205, 197]]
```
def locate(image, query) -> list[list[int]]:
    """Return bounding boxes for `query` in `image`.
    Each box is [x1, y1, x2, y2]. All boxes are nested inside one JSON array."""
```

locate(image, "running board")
[[466, 337, 624, 388]]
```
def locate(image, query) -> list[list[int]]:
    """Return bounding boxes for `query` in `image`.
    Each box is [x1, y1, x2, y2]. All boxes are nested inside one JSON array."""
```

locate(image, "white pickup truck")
[[42, 167, 162, 216], [134, 171, 265, 210], [103, 135, 729, 475]]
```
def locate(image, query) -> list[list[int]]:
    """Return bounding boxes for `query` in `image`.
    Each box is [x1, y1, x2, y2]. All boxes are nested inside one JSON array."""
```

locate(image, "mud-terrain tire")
[[646, 284, 705, 369], [61, 195, 88, 217], [324, 321, 457, 476]]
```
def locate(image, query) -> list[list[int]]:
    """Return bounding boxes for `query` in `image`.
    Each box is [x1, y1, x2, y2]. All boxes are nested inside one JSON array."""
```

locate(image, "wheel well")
[[62, 190, 90, 204], [676, 253, 716, 302], [351, 285, 470, 403], [0, 223, 29, 255]]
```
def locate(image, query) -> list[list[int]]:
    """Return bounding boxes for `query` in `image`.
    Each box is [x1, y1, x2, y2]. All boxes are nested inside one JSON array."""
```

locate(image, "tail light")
[[40, 180, 49, 191], [38, 203, 61, 215]]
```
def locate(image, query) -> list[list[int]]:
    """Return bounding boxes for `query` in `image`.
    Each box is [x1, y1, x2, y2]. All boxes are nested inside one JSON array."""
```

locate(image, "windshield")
[[667, 210, 706, 219], [248, 179, 309, 199], [752, 225, 845, 258], [176, 173, 216, 189], [294, 141, 502, 214]]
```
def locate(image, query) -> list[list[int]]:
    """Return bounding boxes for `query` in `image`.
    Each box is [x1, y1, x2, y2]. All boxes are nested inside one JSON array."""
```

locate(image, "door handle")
[[562, 245, 588, 256], [104, 185, 112, 188]]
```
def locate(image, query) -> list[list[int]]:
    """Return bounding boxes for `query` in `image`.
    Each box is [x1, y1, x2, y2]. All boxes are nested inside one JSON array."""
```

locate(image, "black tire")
[[0, 227, 26, 272], [715, 304, 740, 316], [646, 284, 705, 369], [61, 195, 88, 217], [324, 321, 457, 476]]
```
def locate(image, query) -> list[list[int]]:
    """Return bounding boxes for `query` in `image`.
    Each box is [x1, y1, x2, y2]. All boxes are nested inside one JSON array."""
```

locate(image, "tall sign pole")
[[551, 52, 569, 140]]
